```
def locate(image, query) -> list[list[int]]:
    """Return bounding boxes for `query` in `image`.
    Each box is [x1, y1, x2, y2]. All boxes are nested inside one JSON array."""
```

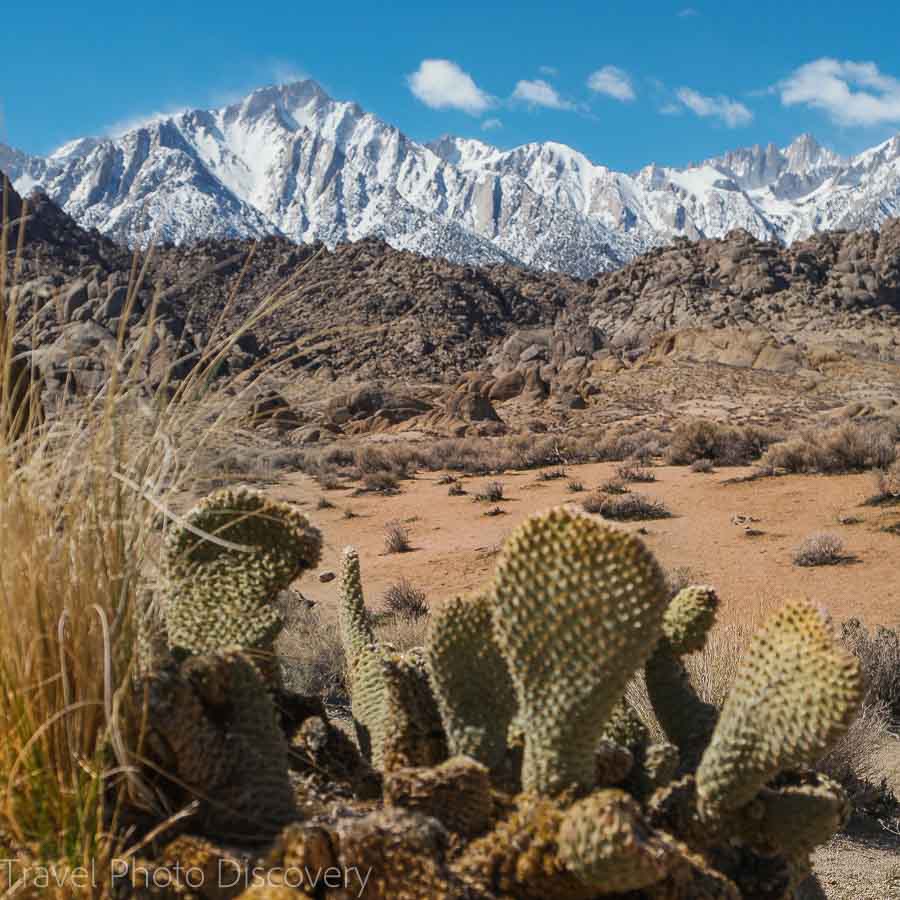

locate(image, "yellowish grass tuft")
[[0, 180, 324, 887]]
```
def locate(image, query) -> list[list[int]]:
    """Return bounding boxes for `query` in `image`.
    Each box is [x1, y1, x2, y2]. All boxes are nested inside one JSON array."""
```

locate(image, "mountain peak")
[[2, 84, 900, 275]]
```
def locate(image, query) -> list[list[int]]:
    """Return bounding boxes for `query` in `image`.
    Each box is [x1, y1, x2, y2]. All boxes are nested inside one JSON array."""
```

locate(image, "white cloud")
[[481, 117, 503, 131], [586, 66, 636, 102], [539, 65, 558, 77], [676, 87, 752, 126], [779, 58, 900, 126], [105, 107, 187, 137], [677, 7, 699, 16], [512, 79, 574, 110], [659, 102, 683, 116], [407, 59, 493, 115]]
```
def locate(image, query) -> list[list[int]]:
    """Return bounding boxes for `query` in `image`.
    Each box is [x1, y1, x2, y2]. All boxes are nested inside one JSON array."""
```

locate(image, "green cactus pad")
[[733, 771, 851, 856], [663, 586, 719, 655], [381, 648, 447, 772], [163, 488, 321, 670], [696, 599, 862, 821], [492, 507, 668, 795], [338, 547, 389, 765], [426, 592, 517, 772]]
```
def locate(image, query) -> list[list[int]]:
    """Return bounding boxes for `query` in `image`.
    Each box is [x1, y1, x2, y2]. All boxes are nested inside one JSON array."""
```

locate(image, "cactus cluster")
[[132, 493, 863, 900]]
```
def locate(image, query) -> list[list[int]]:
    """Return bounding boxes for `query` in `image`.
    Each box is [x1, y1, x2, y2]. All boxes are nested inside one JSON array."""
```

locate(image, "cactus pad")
[[163, 487, 321, 670], [696, 599, 862, 821], [492, 508, 668, 795], [426, 592, 517, 772], [558, 789, 674, 893]]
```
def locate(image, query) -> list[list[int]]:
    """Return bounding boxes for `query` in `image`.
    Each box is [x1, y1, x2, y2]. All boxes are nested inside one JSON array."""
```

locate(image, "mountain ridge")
[[3, 80, 900, 277]]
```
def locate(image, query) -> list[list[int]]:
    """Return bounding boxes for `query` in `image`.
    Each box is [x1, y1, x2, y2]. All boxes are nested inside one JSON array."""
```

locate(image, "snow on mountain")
[[3, 81, 900, 277]]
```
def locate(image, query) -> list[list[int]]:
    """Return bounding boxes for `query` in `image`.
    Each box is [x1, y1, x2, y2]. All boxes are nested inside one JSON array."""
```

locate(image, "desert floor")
[[282, 462, 900, 627], [274, 459, 900, 899]]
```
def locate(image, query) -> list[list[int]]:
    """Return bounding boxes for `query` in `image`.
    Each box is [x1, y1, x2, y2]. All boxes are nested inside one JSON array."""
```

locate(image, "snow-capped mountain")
[[3, 80, 900, 277]]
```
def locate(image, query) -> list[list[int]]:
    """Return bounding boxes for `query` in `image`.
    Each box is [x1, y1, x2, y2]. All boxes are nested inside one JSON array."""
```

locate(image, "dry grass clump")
[[298, 426, 672, 481], [361, 470, 401, 494], [448, 481, 465, 496], [566, 479, 585, 493], [383, 519, 412, 554], [580, 492, 605, 514], [665, 420, 781, 466], [277, 604, 349, 706], [840, 619, 900, 722], [690, 457, 715, 474], [792, 532, 846, 567], [536, 467, 567, 481], [316, 496, 335, 510], [475, 480, 505, 502], [382, 579, 429, 623], [867, 460, 900, 504], [761, 422, 897, 475], [595, 493, 671, 521], [615, 462, 656, 483], [598, 477, 629, 495]]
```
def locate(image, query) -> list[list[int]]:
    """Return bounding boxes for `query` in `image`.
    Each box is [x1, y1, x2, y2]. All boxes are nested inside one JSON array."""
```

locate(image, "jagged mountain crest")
[[3, 79, 900, 276]]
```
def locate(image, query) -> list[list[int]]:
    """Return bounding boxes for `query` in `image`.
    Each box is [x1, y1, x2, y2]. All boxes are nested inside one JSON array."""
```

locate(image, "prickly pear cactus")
[[696, 599, 862, 822], [491, 507, 669, 795], [380, 647, 447, 772], [557, 789, 674, 892], [338, 547, 389, 765], [426, 592, 516, 772], [163, 487, 321, 681]]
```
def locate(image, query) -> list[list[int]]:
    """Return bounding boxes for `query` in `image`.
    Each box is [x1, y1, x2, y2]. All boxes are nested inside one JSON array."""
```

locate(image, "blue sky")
[[4, 0, 900, 171]]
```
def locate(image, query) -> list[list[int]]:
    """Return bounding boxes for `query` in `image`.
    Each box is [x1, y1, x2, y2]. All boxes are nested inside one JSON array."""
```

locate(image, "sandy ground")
[[279, 462, 900, 628], [273, 460, 900, 899]]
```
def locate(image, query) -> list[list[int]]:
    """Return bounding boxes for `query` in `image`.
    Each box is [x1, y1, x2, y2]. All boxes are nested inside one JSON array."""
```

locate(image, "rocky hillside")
[[4, 170, 900, 426], [4, 81, 900, 277]]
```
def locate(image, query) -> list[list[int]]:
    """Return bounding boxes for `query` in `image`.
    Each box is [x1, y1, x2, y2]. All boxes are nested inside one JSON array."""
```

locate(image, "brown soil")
[[282, 462, 900, 628]]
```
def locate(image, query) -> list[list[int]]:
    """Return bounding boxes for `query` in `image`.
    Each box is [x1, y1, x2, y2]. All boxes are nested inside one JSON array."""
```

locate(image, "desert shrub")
[[616, 462, 656, 483], [317, 470, 344, 490], [816, 701, 896, 819], [665, 420, 781, 466], [792, 532, 845, 567], [382, 579, 429, 623], [566, 480, 585, 493], [277, 605, 349, 706], [436, 473, 457, 485], [426, 438, 511, 475], [594, 428, 666, 462], [537, 467, 567, 481], [316, 496, 335, 510], [320, 445, 357, 468], [664, 565, 705, 598], [690, 457, 715, 473], [761, 423, 897, 474], [475, 480, 504, 502], [383, 520, 411, 553], [840, 619, 900, 721], [580, 492, 605, 514], [867, 460, 900, 504], [362, 470, 400, 494], [596, 493, 671, 521], [448, 482, 465, 496], [598, 477, 629, 495]]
